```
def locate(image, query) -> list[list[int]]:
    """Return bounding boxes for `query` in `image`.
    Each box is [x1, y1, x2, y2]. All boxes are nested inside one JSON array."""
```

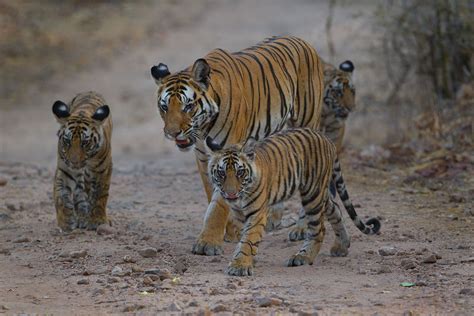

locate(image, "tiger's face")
[[206, 137, 257, 203], [151, 59, 218, 151], [53, 101, 110, 169], [324, 60, 355, 119]]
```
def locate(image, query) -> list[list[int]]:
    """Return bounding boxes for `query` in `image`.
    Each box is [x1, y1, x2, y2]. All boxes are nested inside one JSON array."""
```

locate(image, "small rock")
[[70, 250, 88, 258], [174, 260, 187, 274], [131, 265, 144, 273], [167, 302, 182, 312], [0, 178, 7, 186], [77, 278, 89, 285], [92, 288, 105, 296], [401, 259, 417, 270], [296, 310, 318, 316], [0, 304, 9, 311], [422, 254, 437, 264], [122, 304, 145, 312], [158, 268, 172, 281], [13, 237, 30, 243], [188, 300, 199, 307], [123, 255, 136, 263], [459, 288, 474, 296], [97, 224, 115, 235], [111, 266, 129, 277], [211, 304, 228, 312], [227, 283, 238, 290], [449, 194, 465, 203], [143, 276, 154, 286], [138, 247, 158, 258], [378, 246, 397, 256], [377, 265, 392, 274], [107, 277, 120, 283], [256, 297, 283, 307]]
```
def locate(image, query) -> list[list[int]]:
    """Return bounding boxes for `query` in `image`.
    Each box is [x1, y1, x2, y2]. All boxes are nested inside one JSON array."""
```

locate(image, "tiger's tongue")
[[176, 139, 190, 145]]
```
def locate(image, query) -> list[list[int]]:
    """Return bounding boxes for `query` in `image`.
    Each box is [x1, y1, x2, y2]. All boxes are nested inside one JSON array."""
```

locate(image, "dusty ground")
[[0, 0, 473, 314]]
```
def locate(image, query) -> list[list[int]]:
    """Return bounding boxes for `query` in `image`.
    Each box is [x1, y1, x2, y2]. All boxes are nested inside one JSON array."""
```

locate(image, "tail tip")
[[366, 217, 381, 234]]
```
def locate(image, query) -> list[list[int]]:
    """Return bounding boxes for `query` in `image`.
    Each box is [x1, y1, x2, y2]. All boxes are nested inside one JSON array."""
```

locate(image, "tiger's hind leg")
[[326, 198, 350, 257], [287, 189, 327, 267]]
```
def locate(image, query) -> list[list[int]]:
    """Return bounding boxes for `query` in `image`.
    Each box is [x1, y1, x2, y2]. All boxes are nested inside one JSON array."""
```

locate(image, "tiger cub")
[[206, 128, 380, 276], [52, 91, 112, 231], [320, 60, 356, 153]]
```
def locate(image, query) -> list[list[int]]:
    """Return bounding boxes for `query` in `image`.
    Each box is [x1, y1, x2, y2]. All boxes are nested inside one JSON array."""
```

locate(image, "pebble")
[[401, 259, 417, 270], [459, 288, 474, 296], [0, 178, 7, 186], [145, 268, 173, 281], [211, 304, 228, 312], [70, 250, 88, 258], [0, 304, 9, 311], [138, 247, 158, 258], [256, 297, 283, 307], [111, 266, 123, 276], [107, 277, 120, 283], [377, 265, 392, 274], [188, 300, 199, 307], [13, 237, 30, 243], [92, 288, 105, 296], [77, 278, 90, 285], [143, 276, 154, 286], [131, 265, 144, 273], [167, 302, 182, 312], [97, 224, 115, 235], [122, 304, 145, 312], [123, 255, 136, 263], [422, 254, 437, 264], [378, 246, 397, 256]]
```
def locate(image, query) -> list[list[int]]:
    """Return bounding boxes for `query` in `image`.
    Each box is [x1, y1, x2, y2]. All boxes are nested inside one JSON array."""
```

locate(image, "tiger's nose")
[[164, 128, 182, 140]]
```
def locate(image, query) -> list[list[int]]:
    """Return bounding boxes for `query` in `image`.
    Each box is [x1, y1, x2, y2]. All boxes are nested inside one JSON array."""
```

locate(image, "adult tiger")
[[206, 128, 380, 276], [320, 59, 356, 153], [150, 36, 324, 255], [52, 91, 112, 231]]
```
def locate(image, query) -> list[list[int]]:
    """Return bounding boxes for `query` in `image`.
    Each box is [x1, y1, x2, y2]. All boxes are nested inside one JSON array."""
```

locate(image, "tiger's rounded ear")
[[52, 100, 70, 122], [92, 105, 110, 122], [242, 137, 257, 160], [151, 63, 171, 84], [192, 58, 210, 88], [339, 60, 354, 73], [205, 136, 223, 153]]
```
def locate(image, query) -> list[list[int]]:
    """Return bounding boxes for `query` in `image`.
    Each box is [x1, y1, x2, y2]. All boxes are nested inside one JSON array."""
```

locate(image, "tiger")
[[206, 128, 381, 276], [320, 59, 356, 153], [52, 91, 113, 231], [265, 60, 356, 234], [150, 36, 324, 255]]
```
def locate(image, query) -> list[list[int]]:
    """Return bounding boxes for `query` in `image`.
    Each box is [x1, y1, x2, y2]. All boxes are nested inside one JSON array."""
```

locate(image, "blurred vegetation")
[[376, 0, 473, 103], [0, 0, 205, 106], [369, 1, 473, 182]]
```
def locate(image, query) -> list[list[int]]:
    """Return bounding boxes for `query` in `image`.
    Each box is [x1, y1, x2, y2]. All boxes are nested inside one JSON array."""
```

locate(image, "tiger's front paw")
[[226, 259, 253, 276], [287, 254, 313, 267], [288, 226, 306, 241], [192, 240, 223, 256]]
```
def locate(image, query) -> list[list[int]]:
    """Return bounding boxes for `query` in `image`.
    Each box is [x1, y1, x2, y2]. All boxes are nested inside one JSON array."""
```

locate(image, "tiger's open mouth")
[[222, 192, 240, 201], [175, 137, 194, 150]]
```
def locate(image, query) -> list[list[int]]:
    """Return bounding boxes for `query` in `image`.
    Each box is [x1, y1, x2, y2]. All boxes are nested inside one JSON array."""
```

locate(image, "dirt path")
[[0, 0, 473, 314]]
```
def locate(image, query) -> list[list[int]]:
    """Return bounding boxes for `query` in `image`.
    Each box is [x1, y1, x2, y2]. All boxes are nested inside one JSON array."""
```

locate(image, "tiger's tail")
[[332, 159, 381, 235]]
